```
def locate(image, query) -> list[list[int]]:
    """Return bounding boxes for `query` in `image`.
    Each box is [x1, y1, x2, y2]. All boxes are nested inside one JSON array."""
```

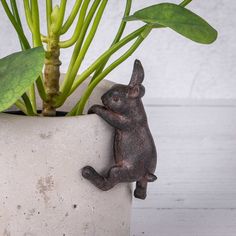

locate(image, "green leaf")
[[0, 47, 45, 112], [124, 3, 218, 44]]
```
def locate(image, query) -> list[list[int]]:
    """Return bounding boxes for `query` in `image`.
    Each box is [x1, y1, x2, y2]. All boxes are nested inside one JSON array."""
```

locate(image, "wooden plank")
[[131, 105, 236, 235], [133, 106, 236, 209], [143, 98, 236, 107], [131, 208, 236, 236]]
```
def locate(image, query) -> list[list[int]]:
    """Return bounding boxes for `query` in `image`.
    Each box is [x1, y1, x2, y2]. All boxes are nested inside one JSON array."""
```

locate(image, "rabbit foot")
[[82, 166, 97, 180], [82, 166, 108, 190], [134, 179, 148, 200], [134, 187, 147, 200]]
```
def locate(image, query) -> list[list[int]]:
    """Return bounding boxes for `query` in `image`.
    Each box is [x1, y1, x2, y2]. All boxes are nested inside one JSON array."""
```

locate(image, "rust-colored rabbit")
[[82, 60, 157, 199]]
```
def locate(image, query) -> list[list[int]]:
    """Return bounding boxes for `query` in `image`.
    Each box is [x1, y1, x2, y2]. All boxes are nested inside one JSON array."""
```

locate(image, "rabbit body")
[[82, 60, 157, 199]]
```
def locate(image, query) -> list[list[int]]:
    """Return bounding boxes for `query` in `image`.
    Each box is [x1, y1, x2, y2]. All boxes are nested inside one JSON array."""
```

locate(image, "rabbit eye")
[[112, 96, 119, 102]]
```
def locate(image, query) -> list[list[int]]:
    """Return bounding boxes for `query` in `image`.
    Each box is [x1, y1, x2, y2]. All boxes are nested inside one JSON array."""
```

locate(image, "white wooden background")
[[131, 101, 236, 236]]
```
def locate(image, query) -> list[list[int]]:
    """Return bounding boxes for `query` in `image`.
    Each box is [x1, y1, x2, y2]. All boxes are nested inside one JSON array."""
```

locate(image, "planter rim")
[[0, 112, 97, 120], [1, 79, 115, 120]]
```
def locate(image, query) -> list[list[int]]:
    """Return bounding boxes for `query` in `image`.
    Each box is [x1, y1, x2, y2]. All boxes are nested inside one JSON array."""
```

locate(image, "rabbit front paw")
[[88, 105, 103, 114]]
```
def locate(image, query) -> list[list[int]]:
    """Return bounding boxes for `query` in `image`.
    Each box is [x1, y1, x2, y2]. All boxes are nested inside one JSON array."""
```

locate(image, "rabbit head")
[[101, 60, 145, 113]]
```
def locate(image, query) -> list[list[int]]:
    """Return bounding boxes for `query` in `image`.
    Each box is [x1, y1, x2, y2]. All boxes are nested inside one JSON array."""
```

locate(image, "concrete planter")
[[0, 80, 132, 236]]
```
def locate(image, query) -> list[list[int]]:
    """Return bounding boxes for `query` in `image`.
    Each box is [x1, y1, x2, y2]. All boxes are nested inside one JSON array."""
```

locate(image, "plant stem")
[[59, 0, 102, 97], [31, 0, 42, 46], [41, 34, 48, 43], [10, 0, 25, 50], [8, 1, 35, 114], [180, 0, 193, 7], [61, 0, 83, 35], [36, 75, 48, 101], [60, 0, 107, 100], [10, 0, 22, 27], [2, 0, 45, 114], [43, 2, 70, 116], [27, 0, 43, 114], [91, 0, 132, 82], [15, 100, 28, 115], [52, 0, 67, 34], [1, 0, 30, 49], [1, 0, 37, 114], [23, 0, 37, 113], [72, 25, 152, 115], [23, 1, 47, 103], [59, 0, 91, 48], [111, 0, 132, 46], [64, 26, 146, 101], [46, 0, 52, 35], [43, 35, 61, 116], [28, 85, 37, 113], [22, 93, 37, 116], [23, 0, 34, 31]]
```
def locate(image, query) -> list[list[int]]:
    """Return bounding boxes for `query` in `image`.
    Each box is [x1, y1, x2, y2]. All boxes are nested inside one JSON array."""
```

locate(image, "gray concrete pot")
[[0, 80, 132, 236]]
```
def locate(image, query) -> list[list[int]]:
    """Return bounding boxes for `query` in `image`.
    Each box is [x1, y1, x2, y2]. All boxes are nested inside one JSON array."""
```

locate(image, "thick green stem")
[[43, 33, 61, 116], [43, 3, 68, 116]]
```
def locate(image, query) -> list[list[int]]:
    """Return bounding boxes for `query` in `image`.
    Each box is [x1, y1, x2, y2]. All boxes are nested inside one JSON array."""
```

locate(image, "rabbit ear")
[[128, 84, 145, 98], [129, 59, 144, 87]]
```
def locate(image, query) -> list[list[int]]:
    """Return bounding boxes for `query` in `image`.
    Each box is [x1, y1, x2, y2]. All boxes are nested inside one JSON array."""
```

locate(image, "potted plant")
[[0, 0, 217, 235]]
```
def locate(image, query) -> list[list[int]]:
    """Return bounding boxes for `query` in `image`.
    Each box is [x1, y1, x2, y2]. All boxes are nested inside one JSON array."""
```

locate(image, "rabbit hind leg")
[[82, 166, 107, 189], [82, 165, 132, 191], [134, 172, 157, 199], [134, 178, 148, 200]]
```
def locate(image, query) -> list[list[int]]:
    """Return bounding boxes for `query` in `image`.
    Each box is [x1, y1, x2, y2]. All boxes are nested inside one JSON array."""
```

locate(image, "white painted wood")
[[131, 104, 236, 236], [131, 209, 236, 236]]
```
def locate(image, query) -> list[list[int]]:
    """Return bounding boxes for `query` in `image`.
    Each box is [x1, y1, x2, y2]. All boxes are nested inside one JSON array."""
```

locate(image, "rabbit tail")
[[146, 173, 157, 182]]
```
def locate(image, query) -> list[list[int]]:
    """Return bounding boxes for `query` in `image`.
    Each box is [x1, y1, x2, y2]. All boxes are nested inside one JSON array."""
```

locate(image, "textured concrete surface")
[[0, 80, 132, 236], [0, 0, 234, 99]]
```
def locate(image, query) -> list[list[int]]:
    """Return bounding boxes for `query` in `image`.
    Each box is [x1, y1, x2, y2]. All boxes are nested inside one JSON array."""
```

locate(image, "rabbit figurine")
[[82, 60, 157, 200]]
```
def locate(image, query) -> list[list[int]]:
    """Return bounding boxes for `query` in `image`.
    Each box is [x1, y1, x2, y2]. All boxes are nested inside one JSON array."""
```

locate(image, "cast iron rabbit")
[[82, 60, 157, 199]]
